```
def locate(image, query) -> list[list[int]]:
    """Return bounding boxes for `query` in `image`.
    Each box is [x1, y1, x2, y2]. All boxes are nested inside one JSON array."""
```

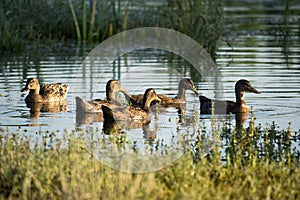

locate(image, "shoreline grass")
[[0, 117, 299, 199]]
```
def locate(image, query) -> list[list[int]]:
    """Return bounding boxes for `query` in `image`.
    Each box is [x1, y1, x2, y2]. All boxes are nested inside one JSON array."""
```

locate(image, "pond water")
[[0, 1, 300, 151]]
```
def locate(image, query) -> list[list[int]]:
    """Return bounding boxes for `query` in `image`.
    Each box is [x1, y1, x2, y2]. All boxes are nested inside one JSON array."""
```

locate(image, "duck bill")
[[121, 91, 132, 100], [21, 87, 29, 92], [192, 87, 199, 96], [119, 88, 127, 93], [152, 97, 161, 104], [250, 87, 260, 94]]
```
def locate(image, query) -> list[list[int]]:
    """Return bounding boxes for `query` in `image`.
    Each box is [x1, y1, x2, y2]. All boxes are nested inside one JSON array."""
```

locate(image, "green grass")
[[0, 116, 299, 199]]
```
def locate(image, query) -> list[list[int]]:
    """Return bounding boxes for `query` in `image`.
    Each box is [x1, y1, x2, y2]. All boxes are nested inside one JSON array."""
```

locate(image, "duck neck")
[[235, 89, 245, 105], [176, 84, 186, 100], [141, 98, 151, 112], [30, 88, 40, 95], [106, 89, 115, 101]]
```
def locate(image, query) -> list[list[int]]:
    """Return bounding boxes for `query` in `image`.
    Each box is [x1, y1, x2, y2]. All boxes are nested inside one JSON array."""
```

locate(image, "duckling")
[[124, 78, 199, 107], [76, 79, 127, 113], [200, 79, 260, 114], [101, 88, 160, 124], [21, 78, 69, 103]]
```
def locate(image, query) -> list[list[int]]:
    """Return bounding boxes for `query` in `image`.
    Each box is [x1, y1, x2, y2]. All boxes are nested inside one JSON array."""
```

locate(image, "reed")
[[82, 0, 87, 41], [88, 0, 97, 43], [68, 0, 82, 41]]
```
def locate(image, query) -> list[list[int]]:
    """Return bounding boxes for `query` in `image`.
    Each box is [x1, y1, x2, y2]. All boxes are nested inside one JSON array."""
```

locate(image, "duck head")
[[21, 78, 40, 92], [141, 88, 161, 112], [106, 79, 127, 101], [235, 79, 260, 101], [178, 78, 199, 98]]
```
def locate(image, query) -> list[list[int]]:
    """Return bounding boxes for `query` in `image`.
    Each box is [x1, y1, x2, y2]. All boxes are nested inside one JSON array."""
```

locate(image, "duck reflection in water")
[[76, 112, 103, 126], [102, 119, 122, 135], [142, 123, 158, 140], [235, 112, 250, 129], [102, 118, 158, 141], [25, 101, 68, 119]]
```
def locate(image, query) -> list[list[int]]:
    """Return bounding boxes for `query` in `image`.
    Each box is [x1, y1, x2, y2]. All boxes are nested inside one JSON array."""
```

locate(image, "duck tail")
[[75, 96, 95, 113], [101, 104, 116, 122], [199, 95, 210, 102]]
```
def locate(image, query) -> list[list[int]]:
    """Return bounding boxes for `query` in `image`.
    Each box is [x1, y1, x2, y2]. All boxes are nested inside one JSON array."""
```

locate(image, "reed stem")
[[68, 0, 81, 41], [88, 0, 96, 43], [82, 0, 87, 41]]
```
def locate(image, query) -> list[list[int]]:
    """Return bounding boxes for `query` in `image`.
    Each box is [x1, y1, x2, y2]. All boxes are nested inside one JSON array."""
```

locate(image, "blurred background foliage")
[[0, 0, 224, 59]]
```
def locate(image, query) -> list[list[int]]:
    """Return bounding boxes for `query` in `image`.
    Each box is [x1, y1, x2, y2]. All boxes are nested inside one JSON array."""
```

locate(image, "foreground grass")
[[0, 123, 299, 199]]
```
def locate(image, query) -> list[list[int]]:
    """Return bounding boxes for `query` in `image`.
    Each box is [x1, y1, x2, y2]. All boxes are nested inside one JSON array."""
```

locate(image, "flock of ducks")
[[21, 78, 260, 126]]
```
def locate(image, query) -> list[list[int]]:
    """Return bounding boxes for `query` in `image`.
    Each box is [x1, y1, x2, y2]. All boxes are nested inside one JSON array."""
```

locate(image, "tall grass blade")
[[82, 0, 87, 41], [122, 2, 129, 31], [88, 0, 96, 43], [68, 0, 81, 41]]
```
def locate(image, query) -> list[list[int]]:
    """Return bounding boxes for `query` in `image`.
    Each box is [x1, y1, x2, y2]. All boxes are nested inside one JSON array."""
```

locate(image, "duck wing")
[[40, 83, 69, 101], [125, 93, 180, 107], [159, 94, 186, 107], [122, 93, 143, 106], [102, 104, 150, 124], [200, 95, 236, 114]]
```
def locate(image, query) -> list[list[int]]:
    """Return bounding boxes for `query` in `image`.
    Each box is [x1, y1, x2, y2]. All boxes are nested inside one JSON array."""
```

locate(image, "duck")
[[101, 88, 161, 124], [75, 79, 127, 113], [200, 79, 260, 114], [124, 78, 199, 107], [21, 78, 69, 103]]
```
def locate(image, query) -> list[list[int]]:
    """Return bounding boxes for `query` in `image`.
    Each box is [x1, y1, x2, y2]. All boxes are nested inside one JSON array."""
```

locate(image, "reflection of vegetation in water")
[[0, 0, 224, 60], [0, 115, 299, 198], [265, 0, 298, 65], [154, 0, 224, 61]]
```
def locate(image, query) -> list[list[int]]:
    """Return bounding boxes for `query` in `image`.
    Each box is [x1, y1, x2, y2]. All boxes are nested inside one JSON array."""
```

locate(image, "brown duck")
[[124, 78, 198, 107], [76, 79, 127, 113], [200, 79, 260, 114], [101, 88, 160, 124], [21, 78, 69, 103]]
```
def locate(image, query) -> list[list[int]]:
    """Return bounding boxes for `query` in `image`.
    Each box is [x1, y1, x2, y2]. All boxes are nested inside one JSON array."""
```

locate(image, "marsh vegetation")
[[0, 116, 299, 199]]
